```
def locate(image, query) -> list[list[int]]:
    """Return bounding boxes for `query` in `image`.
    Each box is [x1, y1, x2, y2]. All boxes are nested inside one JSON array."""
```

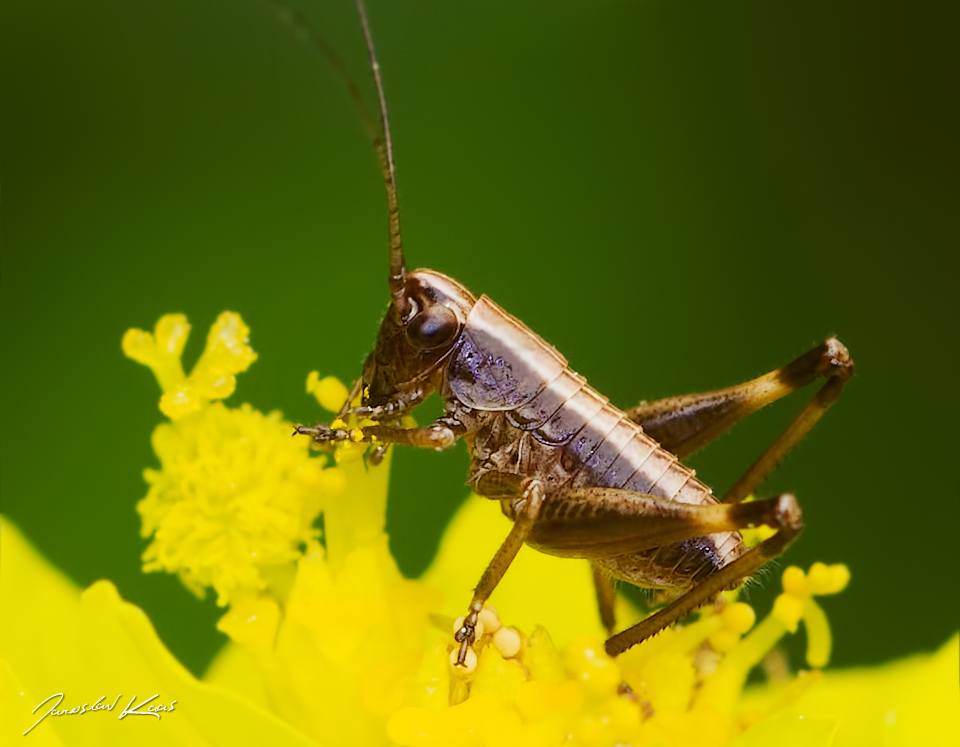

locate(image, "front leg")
[[341, 386, 425, 420], [295, 416, 465, 451]]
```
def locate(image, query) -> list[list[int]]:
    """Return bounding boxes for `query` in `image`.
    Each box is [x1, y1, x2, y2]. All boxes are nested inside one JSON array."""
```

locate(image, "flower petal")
[[739, 634, 959, 747], [1, 659, 66, 746], [1, 518, 319, 746], [729, 710, 839, 747], [788, 634, 959, 747]]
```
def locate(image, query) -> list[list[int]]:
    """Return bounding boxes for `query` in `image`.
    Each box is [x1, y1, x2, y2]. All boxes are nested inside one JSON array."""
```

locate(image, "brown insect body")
[[449, 294, 744, 589], [292, 0, 852, 662], [364, 271, 745, 594]]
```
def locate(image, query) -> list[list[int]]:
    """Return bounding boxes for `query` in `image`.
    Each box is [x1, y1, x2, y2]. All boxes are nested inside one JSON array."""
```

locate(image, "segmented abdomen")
[[509, 367, 700, 503], [508, 367, 745, 587]]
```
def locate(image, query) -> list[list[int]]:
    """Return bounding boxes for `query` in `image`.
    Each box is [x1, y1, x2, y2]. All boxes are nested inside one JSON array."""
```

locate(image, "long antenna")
[[272, 0, 410, 319], [271, 0, 381, 153], [354, 0, 410, 319]]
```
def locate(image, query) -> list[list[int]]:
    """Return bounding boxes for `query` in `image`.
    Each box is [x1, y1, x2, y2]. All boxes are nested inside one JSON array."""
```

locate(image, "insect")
[[290, 0, 854, 664]]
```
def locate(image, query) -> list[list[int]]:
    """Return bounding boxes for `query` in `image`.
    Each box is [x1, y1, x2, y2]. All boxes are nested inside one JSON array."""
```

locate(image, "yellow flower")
[[0, 519, 318, 746], [122, 312, 258, 420], [3, 515, 955, 747], [124, 312, 344, 607], [3, 311, 956, 745], [402, 497, 856, 747]]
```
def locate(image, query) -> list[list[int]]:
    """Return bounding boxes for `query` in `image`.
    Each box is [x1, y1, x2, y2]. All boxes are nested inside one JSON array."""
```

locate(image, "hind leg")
[[627, 338, 853, 463], [604, 493, 804, 656]]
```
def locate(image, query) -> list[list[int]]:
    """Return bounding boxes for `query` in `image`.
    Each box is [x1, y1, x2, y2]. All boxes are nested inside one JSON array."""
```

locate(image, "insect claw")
[[818, 337, 854, 380], [292, 423, 340, 444], [454, 638, 472, 667], [368, 443, 389, 465], [454, 610, 479, 653]]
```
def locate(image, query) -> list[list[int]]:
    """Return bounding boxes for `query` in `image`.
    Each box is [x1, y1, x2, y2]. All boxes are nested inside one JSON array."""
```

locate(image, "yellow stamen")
[[781, 565, 808, 596], [493, 626, 522, 659], [803, 597, 832, 668], [307, 372, 350, 413], [772, 594, 806, 633], [479, 606, 502, 634]]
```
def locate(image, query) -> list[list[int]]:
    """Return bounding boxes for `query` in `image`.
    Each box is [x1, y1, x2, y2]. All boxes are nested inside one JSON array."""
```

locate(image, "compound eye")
[[406, 305, 460, 349]]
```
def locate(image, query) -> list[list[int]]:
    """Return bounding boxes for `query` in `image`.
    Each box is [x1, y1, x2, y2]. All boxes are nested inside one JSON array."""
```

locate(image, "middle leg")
[[453, 473, 546, 665], [604, 495, 804, 655]]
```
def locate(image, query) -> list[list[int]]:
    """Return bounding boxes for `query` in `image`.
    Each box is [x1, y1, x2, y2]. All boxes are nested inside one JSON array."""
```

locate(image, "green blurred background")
[[2, 0, 957, 677]]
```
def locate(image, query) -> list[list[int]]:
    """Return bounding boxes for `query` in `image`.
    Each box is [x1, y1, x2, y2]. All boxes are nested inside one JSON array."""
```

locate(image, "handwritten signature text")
[[24, 693, 177, 735]]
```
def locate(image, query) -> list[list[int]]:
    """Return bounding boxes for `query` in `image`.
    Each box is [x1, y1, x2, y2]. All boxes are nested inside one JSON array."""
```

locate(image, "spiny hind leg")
[[468, 475, 804, 658], [627, 338, 854, 461], [721, 357, 851, 502], [604, 493, 804, 656], [517, 485, 806, 654], [525, 487, 802, 557]]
